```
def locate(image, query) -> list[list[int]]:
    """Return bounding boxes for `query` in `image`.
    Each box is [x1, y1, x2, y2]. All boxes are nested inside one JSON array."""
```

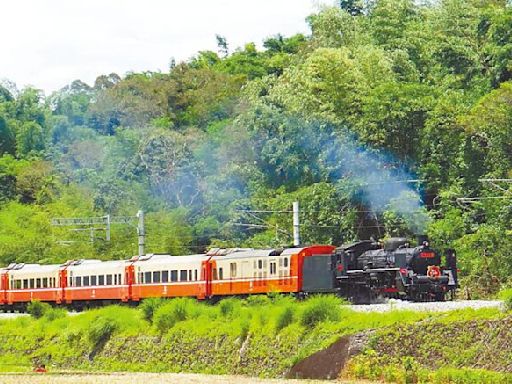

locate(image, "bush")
[[153, 298, 198, 334], [27, 300, 51, 319], [88, 317, 118, 347], [140, 297, 166, 323], [299, 295, 342, 327]]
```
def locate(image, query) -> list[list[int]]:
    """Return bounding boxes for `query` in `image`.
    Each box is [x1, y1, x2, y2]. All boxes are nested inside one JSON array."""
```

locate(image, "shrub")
[[153, 298, 198, 334], [88, 317, 118, 347], [27, 300, 51, 319], [299, 295, 342, 327], [140, 297, 166, 323]]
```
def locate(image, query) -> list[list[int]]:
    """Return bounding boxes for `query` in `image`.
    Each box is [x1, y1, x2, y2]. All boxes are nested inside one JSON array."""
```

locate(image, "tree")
[[340, 0, 365, 16], [0, 114, 15, 156], [216, 35, 229, 57]]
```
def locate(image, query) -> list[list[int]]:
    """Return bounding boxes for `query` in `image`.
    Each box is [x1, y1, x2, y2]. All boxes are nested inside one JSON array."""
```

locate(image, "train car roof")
[[132, 254, 208, 267], [66, 259, 128, 273], [7, 263, 61, 275]]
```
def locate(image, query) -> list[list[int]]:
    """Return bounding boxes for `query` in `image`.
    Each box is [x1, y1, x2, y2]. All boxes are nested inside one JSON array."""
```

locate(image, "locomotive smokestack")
[[416, 234, 428, 246]]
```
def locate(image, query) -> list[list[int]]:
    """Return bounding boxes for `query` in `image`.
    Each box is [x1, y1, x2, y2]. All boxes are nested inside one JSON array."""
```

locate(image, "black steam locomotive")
[[333, 237, 458, 303]]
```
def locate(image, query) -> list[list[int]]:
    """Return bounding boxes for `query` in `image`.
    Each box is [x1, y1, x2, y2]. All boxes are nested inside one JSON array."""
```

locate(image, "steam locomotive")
[[333, 237, 458, 303]]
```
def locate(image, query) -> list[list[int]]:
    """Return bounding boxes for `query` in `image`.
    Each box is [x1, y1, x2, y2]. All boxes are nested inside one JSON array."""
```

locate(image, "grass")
[[345, 352, 512, 384], [0, 295, 506, 379]]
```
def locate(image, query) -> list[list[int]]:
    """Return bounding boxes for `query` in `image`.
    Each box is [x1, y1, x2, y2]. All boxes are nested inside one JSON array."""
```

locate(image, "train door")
[[58, 268, 68, 304], [200, 260, 212, 299], [241, 261, 251, 292], [125, 265, 134, 302], [0, 271, 7, 305]]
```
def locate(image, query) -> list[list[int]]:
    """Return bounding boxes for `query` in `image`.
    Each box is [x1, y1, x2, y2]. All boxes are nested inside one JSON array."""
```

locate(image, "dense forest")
[[1, 0, 512, 294]]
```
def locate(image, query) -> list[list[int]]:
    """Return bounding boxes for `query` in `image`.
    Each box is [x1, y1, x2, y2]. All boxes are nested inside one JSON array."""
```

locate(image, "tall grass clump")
[[27, 300, 51, 319], [153, 297, 199, 334], [140, 297, 166, 323], [299, 295, 342, 328], [244, 295, 271, 307], [218, 297, 241, 318], [43, 307, 67, 321], [498, 288, 512, 311], [88, 316, 118, 347], [275, 305, 295, 332]]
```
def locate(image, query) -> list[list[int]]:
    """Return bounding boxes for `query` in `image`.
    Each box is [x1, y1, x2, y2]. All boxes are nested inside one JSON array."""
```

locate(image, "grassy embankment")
[[0, 295, 510, 383]]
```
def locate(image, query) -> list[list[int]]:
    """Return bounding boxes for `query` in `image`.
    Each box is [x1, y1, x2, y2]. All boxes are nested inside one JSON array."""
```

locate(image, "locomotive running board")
[[344, 268, 401, 274]]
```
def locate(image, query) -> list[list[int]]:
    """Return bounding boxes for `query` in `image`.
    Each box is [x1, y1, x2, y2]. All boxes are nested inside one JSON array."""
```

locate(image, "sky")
[[1, 0, 333, 94]]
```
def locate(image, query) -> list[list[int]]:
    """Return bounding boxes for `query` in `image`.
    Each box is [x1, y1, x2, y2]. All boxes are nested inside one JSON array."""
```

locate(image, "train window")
[[284, 258, 288, 268], [230, 263, 237, 278], [115, 274, 119, 285], [213, 268, 218, 280], [194, 270, 198, 281], [98, 275, 105, 286], [189, 270, 192, 281], [162, 271, 169, 283], [30, 279, 35, 289], [219, 268, 223, 280], [144, 272, 152, 284], [91, 276, 97, 286], [279, 258, 283, 267], [171, 270, 178, 282], [118, 274, 122, 285], [36, 278, 41, 289], [75, 277, 82, 287], [258, 260, 262, 269], [43, 278, 48, 288], [106, 275, 112, 285], [53, 278, 56, 287], [270, 262, 277, 275], [23, 279, 28, 289], [153, 271, 161, 283], [84, 276, 90, 286], [15, 280, 21, 289], [180, 270, 188, 281]]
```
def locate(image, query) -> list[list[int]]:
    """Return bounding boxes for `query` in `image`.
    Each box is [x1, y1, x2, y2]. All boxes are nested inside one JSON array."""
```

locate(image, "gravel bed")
[[0, 373, 355, 384], [350, 299, 504, 313]]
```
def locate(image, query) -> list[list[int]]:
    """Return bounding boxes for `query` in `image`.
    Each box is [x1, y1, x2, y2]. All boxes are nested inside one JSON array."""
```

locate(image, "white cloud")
[[0, 0, 333, 94]]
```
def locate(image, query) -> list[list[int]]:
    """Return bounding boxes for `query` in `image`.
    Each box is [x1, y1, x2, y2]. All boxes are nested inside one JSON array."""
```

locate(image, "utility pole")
[[105, 214, 111, 242], [137, 210, 145, 257], [293, 201, 300, 246], [52, 210, 145, 255]]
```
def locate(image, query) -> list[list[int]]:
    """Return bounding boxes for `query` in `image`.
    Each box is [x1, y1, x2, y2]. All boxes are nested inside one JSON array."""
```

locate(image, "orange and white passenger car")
[[0, 245, 336, 309]]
